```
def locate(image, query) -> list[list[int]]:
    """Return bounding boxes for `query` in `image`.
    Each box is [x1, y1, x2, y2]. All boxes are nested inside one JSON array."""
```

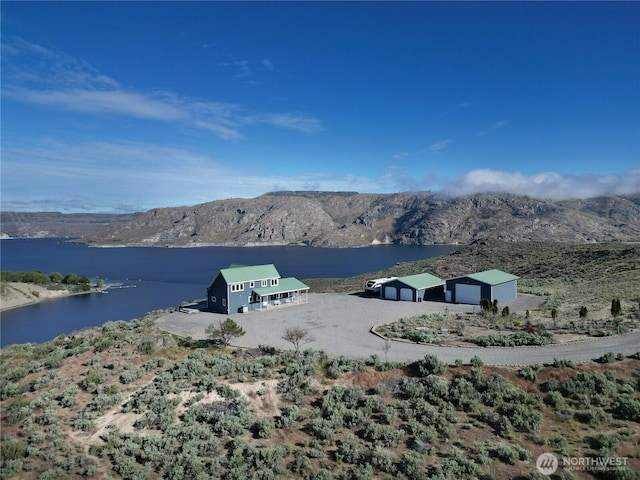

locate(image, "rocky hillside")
[[0, 212, 137, 239], [78, 192, 640, 247]]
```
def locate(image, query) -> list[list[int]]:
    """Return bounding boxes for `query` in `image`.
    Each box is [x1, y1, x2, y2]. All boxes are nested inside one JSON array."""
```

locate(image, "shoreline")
[[0, 282, 96, 313]]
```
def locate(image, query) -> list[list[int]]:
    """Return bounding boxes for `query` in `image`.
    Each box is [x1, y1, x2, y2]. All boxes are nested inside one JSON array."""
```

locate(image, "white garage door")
[[384, 286, 397, 300], [400, 288, 413, 302], [456, 284, 481, 304]]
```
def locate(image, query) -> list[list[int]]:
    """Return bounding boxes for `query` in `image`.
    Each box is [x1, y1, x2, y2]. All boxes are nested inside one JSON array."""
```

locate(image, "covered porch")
[[252, 277, 310, 311]]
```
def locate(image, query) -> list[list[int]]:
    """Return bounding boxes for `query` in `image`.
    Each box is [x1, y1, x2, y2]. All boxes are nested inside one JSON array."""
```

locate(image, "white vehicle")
[[364, 277, 398, 295]]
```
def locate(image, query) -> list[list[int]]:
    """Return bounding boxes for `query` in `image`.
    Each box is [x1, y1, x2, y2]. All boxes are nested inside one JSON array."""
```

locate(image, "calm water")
[[0, 239, 457, 346]]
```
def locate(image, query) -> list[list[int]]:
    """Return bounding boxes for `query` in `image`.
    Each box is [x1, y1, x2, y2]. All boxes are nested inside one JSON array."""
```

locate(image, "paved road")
[[155, 293, 640, 365]]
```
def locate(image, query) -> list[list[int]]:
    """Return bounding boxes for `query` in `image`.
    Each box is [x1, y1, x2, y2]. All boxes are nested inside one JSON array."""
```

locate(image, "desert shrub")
[[289, 453, 312, 475], [309, 417, 337, 441], [552, 358, 575, 368], [78, 368, 104, 391], [598, 352, 617, 363], [406, 329, 443, 344], [359, 421, 404, 447], [498, 402, 542, 433], [575, 407, 613, 425], [251, 418, 274, 439], [86, 390, 121, 414], [4, 398, 31, 425], [561, 372, 618, 400], [400, 451, 425, 478], [545, 391, 565, 410], [412, 425, 438, 453], [492, 442, 518, 465], [612, 395, 640, 422], [1, 439, 27, 462], [416, 355, 446, 376], [519, 366, 538, 382], [120, 366, 143, 384], [470, 355, 484, 367], [364, 445, 396, 473], [589, 431, 622, 455], [449, 376, 481, 412], [335, 434, 362, 464], [468, 331, 553, 347], [276, 405, 302, 429]]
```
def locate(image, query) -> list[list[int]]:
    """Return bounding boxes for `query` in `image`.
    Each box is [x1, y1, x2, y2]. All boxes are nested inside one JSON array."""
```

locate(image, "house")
[[381, 272, 445, 302], [445, 269, 519, 305], [206, 264, 309, 314]]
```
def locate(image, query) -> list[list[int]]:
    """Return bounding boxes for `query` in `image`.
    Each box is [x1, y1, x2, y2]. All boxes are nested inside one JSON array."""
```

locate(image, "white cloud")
[[429, 139, 451, 151], [5, 88, 188, 121], [442, 168, 640, 200], [2, 37, 321, 141], [475, 119, 511, 137], [0, 140, 392, 212], [392, 140, 451, 159], [262, 58, 275, 71]]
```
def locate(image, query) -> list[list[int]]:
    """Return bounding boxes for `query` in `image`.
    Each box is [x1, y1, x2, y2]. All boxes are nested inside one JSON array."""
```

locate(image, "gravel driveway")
[[155, 293, 640, 365]]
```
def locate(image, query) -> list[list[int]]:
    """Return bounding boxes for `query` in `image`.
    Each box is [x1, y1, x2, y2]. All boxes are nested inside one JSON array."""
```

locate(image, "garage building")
[[381, 273, 445, 302], [445, 269, 519, 305]]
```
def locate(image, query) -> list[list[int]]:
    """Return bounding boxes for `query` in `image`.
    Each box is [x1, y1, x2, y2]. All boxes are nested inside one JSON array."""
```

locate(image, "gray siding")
[[446, 277, 517, 304], [491, 280, 517, 303]]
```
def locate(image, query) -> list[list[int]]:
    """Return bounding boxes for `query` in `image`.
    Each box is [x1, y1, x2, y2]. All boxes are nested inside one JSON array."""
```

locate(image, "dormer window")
[[271, 278, 279, 286]]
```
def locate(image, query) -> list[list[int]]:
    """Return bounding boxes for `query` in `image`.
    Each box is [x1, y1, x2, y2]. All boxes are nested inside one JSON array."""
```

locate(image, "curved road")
[[156, 293, 640, 365]]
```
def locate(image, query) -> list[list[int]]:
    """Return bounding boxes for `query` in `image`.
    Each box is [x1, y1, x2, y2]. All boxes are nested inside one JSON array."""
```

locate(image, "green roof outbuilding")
[[445, 269, 519, 305]]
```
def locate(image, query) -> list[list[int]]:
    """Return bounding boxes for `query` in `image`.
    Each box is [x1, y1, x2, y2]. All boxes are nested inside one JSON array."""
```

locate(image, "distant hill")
[[71, 192, 640, 247], [0, 212, 137, 239]]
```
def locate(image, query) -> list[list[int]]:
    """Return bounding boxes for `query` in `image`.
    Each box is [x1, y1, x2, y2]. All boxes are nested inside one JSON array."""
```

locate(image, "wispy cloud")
[[1, 140, 387, 212], [475, 119, 510, 137], [429, 139, 451, 151], [262, 58, 275, 71], [1, 37, 321, 141], [393, 139, 451, 159], [441, 168, 640, 200]]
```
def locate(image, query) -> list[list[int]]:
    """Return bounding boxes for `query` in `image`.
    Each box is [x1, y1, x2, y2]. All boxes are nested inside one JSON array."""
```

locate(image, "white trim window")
[[210, 296, 217, 303], [250, 281, 255, 288], [271, 278, 279, 286], [231, 283, 245, 292], [261, 280, 268, 287]]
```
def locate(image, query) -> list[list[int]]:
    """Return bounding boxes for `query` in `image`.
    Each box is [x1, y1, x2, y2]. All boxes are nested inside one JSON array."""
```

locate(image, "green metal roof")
[[253, 277, 309, 296], [397, 272, 444, 290], [466, 269, 519, 285], [220, 264, 280, 284]]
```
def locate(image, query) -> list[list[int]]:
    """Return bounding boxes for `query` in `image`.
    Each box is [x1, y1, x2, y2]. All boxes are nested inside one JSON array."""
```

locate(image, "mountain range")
[[3, 192, 638, 247]]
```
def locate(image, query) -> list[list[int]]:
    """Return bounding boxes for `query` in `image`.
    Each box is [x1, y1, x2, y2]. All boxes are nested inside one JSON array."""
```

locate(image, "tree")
[[611, 298, 622, 318], [382, 337, 391, 362], [282, 326, 314, 353], [50, 272, 64, 283], [501, 306, 510, 318], [551, 307, 558, 328], [480, 298, 492, 313], [62, 273, 79, 285], [205, 318, 245, 346], [96, 279, 105, 290]]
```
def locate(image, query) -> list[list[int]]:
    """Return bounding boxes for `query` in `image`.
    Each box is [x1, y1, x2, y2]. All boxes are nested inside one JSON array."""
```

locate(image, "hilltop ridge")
[[2, 192, 639, 247]]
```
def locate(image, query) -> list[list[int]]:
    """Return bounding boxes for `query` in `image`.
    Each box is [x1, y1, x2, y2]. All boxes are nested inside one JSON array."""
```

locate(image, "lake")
[[0, 239, 457, 346]]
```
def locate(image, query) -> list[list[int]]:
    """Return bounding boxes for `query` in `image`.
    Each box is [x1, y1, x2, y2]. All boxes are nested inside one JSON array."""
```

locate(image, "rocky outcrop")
[[75, 192, 640, 247]]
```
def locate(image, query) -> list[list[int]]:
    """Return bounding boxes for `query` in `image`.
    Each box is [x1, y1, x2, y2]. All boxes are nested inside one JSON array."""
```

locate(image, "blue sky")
[[2, 1, 639, 213]]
